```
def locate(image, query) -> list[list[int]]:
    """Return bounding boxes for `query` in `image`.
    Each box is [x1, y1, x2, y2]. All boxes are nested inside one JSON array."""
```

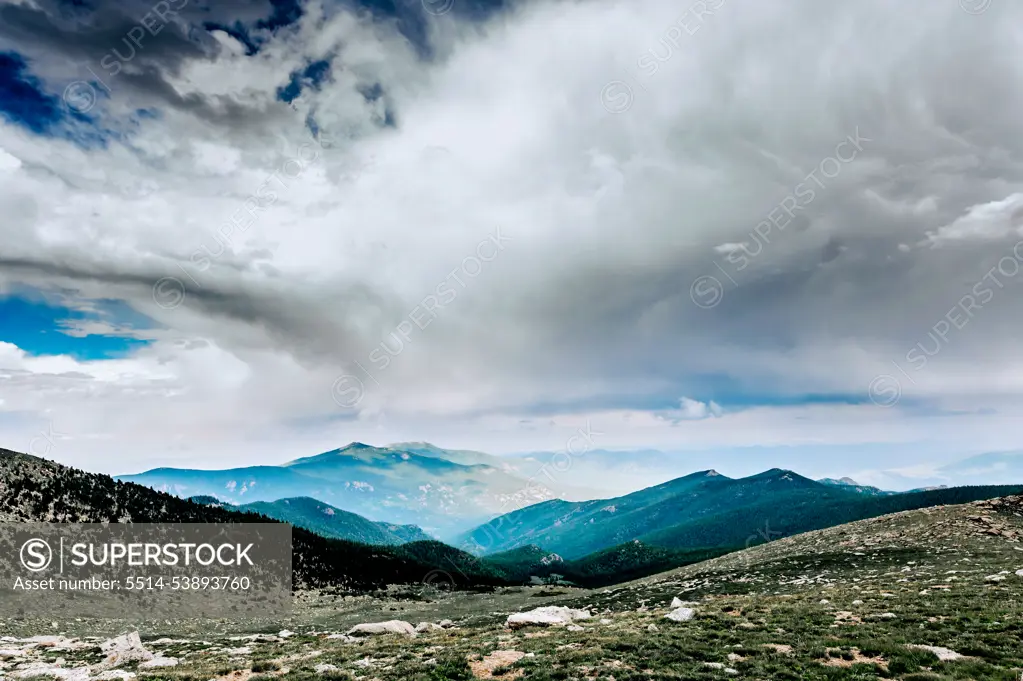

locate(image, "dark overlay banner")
[[0, 523, 292, 619]]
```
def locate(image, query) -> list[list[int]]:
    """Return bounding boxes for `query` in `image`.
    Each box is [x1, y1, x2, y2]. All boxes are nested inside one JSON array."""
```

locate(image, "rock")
[[93, 671, 137, 681], [0, 649, 25, 660], [906, 644, 963, 661], [1015, 569, 1023, 577], [313, 664, 340, 674], [325, 634, 356, 642], [138, 658, 178, 669], [438, 620, 455, 628], [647, 624, 659, 632], [664, 607, 696, 622], [506, 606, 591, 630], [347, 620, 417, 637], [11, 664, 90, 681], [225, 647, 251, 656], [277, 630, 296, 638], [567, 625, 584, 632], [670, 597, 684, 608], [415, 622, 444, 633], [97, 632, 153, 668], [599, 618, 612, 625], [852, 600, 863, 605], [704, 662, 737, 673], [819, 599, 829, 604]]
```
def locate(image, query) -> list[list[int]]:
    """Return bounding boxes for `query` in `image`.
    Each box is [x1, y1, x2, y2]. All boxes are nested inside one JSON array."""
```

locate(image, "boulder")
[[415, 622, 444, 633], [314, 664, 340, 673], [347, 620, 417, 637], [138, 657, 178, 669], [906, 645, 963, 662], [664, 607, 696, 622], [505, 606, 591, 630], [97, 632, 153, 668], [93, 671, 137, 681]]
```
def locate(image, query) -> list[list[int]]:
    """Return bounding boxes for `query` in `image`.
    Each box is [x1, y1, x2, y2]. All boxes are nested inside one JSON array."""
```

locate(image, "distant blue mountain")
[[458, 467, 1023, 559], [193, 496, 432, 545], [119, 442, 591, 538]]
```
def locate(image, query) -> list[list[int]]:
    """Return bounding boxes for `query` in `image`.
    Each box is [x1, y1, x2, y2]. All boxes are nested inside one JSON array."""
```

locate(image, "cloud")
[[1, 0, 1023, 474]]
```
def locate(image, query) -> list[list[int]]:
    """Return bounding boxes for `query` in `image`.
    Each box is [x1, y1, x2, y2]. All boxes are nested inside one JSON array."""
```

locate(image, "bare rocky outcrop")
[[505, 606, 591, 630], [347, 620, 417, 637]]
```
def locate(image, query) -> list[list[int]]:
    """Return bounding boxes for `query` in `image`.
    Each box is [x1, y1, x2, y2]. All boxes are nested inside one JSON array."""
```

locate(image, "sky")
[[1, 0, 1022, 489]]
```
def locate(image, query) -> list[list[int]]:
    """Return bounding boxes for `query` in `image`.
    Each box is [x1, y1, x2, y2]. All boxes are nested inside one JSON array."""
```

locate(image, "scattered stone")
[[415, 622, 444, 633], [664, 607, 695, 622], [985, 574, 1007, 582], [506, 607, 591, 630], [11, 664, 90, 681], [906, 645, 964, 661], [347, 620, 417, 637], [277, 630, 296, 638], [599, 618, 612, 625], [438, 620, 455, 628], [647, 624, 659, 632], [93, 671, 137, 680], [670, 597, 684, 608], [567, 625, 585, 632], [314, 664, 340, 674]]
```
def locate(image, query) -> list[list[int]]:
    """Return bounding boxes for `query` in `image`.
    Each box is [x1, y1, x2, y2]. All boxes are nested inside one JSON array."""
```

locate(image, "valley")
[[2, 494, 1021, 680]]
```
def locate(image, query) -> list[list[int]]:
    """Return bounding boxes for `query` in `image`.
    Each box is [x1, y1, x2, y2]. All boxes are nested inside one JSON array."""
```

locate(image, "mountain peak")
[[339, 442, 373, 451], [749, 468, 806, 483], [819, 476, 861, 486]]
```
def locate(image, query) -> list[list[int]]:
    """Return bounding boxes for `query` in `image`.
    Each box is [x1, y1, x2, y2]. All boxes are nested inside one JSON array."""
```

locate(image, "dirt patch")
[[761, 643, 793, 655], [469, 650, 526, 679], [823, 647, 887, 670]]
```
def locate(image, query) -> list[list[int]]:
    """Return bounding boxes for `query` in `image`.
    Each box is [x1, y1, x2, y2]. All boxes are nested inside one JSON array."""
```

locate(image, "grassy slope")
[[10, 495, 1021, 681]]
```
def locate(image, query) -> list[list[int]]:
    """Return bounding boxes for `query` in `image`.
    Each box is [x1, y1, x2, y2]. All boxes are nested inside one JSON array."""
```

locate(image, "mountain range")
[[190, 495, 433, 546], [6, 443, 1023, 592], [119, 442, 600, 538], [457, 467, 1023, 559]]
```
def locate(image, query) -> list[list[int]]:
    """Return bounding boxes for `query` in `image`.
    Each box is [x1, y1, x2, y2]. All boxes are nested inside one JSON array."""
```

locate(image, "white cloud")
[[1, 0, 1023, 476]]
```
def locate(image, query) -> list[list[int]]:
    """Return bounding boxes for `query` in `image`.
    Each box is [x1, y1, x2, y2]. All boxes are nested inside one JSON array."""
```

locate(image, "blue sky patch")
[[0, 50, 111, 148], [0, 51, 64, 135], [278, 59, 332, 103], [0, 288, 156, 360]]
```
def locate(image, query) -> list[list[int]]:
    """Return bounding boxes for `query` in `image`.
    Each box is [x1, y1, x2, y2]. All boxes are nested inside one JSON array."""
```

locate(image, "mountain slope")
[[458, 469, 732, 557], [817, 477, 892, 495], [119, 442, 564, 538], [0, 447, 508, 591], [228, 497, 433, 545], [460, 467, 1023, 558]]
